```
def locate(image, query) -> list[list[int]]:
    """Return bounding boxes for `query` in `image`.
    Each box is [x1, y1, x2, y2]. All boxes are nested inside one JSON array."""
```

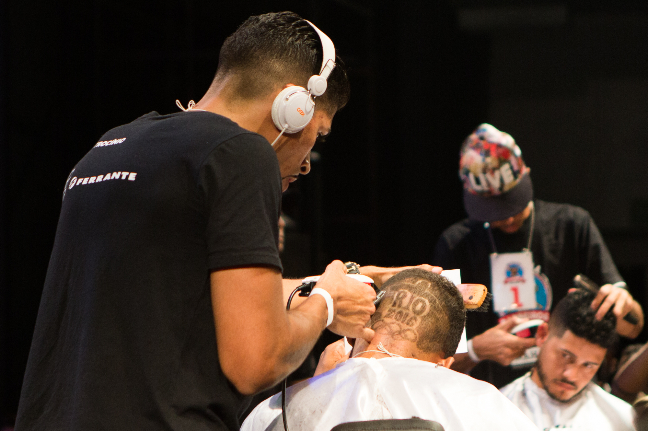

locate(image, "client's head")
[[356, 269, 465, 365], [532, 289, 618, 403]]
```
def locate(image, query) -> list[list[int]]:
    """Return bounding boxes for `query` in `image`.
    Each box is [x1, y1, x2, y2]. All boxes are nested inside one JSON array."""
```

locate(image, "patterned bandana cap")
[[459, 123, 533, 222]]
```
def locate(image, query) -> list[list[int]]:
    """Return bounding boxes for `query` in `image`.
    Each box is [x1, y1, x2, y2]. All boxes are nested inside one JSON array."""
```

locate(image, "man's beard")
[[534, 354, 588, 404]]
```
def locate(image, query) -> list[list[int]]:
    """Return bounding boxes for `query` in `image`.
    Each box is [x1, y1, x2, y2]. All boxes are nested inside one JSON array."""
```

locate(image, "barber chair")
[[330, 417, 445, 431]]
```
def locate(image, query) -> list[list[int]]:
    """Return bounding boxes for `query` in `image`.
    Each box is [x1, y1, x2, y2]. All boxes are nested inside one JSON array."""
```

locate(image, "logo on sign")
[[505, 263, 525, 283]]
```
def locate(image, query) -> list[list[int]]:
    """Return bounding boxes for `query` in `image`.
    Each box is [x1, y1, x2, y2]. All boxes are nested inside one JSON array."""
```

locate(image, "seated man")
[[501, 289, 634, 430], [242, 269, 539, 431]]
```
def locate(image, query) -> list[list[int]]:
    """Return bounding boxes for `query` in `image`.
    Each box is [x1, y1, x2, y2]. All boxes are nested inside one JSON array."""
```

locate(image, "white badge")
[[490, 251, 537, 313], [441, 269, 467, 354]]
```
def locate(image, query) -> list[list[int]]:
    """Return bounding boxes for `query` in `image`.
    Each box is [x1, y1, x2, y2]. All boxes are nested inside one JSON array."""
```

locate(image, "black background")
[[2, 0, 648, 423]]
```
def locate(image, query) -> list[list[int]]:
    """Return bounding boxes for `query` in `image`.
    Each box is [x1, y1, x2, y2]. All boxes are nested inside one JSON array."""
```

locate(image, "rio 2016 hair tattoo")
[[372, 289, 433, 343]]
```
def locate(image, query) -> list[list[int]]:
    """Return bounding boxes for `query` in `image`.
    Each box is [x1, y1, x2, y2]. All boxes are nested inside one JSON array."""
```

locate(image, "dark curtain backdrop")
[[1, 0, 9, 417], [2, 0, 647, 424]]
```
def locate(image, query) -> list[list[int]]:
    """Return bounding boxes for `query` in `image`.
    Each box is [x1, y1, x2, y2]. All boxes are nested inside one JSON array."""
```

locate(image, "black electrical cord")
[[280, 267, 383, 431], [282, 281, 315, 431]]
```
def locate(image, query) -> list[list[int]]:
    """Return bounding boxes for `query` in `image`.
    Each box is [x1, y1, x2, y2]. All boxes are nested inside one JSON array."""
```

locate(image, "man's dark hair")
[[213, 11, 350, 115], [370, 269, 466, 358], [548, 288, 618, 349]]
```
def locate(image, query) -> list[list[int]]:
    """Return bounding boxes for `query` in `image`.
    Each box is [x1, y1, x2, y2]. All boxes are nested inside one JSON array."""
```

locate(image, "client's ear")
[[535, 322, 550, 347], [438, 356, 455, 369]]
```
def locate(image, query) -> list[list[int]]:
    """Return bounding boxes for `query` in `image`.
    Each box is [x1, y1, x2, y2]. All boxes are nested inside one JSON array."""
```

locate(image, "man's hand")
[[359, 264, 443, 288], [589, 284, 644, 338], [314, 338, 351, 377], [471, 318, 537, 366], [315, 260, 376, 342]]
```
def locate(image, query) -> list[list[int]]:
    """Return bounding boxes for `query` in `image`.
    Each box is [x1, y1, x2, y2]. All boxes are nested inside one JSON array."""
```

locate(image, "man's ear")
[[535, 322, 550, 347]]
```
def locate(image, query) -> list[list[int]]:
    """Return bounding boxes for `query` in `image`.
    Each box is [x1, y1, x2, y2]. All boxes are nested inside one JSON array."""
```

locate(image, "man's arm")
[[283, 278, 305, 305], [451, 318, 536, 373], [211, 260, 375, 395], [580, 212, 644, 337], [283, 263, 443, 304], [612, 342, 648, 403]]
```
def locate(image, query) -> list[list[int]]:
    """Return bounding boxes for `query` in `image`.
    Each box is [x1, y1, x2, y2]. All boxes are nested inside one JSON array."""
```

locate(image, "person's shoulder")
[[138, 110, 266, 146], [175, 112, 276, 163], [435, 364, 504, 393], [534, 199, 594, 230], [536, 199, 592, 220], [374, 358, 502, 395], [588, 382, 633, 407], [500, 373, 529, 398], [354, 357, 446, 379], [434, 218, 485, 260], [438, 218, 475, 241], [585, 384, 635, 427]]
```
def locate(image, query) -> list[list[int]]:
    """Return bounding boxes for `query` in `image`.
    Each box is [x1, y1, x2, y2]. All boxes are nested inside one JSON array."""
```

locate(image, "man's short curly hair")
[[549, 288, 618, 349], [370, 269, 466, 358]]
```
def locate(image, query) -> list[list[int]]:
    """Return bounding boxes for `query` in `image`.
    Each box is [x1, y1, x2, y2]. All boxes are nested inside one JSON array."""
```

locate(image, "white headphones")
[[271, 21, 336, 136]]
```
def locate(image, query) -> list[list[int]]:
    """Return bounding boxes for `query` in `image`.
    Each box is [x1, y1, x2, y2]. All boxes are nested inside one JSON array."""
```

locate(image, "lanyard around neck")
[[484, 202, 535, 254]]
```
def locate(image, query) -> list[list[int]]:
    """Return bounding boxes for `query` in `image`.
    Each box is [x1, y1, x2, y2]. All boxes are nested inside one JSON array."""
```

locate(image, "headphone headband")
[[305, 20, 336, 82], [271, 20, 336, 136]]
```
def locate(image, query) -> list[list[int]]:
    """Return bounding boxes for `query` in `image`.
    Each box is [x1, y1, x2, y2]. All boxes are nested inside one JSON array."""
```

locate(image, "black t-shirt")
[[433, 199, 623, 387], [16, 111, 283, 431]]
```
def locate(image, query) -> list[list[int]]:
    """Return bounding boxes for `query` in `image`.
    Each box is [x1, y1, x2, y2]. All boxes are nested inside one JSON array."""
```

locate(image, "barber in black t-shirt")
[[433, 123, 644, 388], [15, 12, 441, 431]]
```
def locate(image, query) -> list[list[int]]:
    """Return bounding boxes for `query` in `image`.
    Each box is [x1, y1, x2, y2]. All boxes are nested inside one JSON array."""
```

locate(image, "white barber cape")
[[242, 357, 538, 431], [500, 372, 634, 430]]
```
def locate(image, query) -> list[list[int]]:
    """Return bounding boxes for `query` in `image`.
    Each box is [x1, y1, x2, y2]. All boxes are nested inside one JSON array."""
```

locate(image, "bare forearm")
[[212, 269, 328, 395], [461, 320, 537, 367], [221, 305, 327, 394], [213, 261, 375, 395], [275, 295, 330, 370], [283, 278, 307, 307]]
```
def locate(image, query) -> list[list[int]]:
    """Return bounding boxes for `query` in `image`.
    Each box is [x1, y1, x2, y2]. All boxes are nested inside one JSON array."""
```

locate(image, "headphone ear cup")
[[308, 75, 328, 97], [271, 86, 315, 134]]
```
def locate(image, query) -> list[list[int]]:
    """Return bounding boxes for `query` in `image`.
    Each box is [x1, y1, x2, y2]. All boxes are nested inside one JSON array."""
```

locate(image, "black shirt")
[[16, 111, 283, 430], [433, 199, 623, 387]]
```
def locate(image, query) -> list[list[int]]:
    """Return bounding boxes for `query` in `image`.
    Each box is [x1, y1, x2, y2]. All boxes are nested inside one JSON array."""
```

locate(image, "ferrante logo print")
[[68, 171, 138, 190], [62, 138, 136, 200]]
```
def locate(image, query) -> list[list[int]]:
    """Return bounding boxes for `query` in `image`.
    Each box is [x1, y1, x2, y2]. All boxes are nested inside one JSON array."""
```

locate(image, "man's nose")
[[562, 364, 578, 381], [300, 152, 311, 175]]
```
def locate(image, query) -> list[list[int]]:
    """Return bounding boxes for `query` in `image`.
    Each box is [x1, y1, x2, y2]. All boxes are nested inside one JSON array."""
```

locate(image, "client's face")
[[532, 329, 606, 403]]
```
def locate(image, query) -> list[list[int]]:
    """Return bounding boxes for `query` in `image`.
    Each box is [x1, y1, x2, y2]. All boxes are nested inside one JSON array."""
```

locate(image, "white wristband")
[[310, 287, 334, 327], [466, 339, 480, 363]]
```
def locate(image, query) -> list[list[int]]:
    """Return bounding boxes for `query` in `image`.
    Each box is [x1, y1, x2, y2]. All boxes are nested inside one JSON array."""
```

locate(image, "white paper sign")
[[441, 269, 467, 354], [490, 251, 536, 313]]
